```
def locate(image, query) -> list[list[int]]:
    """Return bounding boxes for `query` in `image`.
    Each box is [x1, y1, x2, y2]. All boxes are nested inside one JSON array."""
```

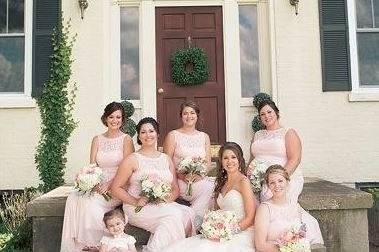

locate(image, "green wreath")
[[171, 47, 209, 86]]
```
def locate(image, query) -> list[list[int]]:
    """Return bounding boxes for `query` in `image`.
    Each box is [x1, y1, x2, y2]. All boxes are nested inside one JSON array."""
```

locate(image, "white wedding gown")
[[165, 189, 255, 252]]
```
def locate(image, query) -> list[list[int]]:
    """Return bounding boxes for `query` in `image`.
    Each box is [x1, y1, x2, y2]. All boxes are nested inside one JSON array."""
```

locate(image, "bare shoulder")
[[120, 153, 138, 167], [236, 175, 251, 190], [123, 133, 133, 142]]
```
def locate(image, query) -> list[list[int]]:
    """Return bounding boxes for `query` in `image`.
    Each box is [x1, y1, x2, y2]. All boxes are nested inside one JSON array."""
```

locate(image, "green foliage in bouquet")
[[0, 188, 41, 251], [121, 101, 137, 137], [35, 20, 77, 193], [251, 92, 272, 132]]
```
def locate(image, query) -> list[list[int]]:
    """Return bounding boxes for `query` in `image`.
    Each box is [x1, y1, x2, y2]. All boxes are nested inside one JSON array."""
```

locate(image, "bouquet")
[[277, 221, 310, 252], [246, 159, 269, 194], [200, 210, 239, 242], [177, 156, 207, 196], [135, 175, 172, 213], [74, 164, 111, 201]]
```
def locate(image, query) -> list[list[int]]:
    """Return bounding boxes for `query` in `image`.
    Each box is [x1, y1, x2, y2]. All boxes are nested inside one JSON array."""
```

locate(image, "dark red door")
[[156, 6, 225, 145]]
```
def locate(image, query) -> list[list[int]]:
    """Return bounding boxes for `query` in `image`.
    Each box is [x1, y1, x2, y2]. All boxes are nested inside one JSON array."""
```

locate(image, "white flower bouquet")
[[277, 221, 310, 252], [200, 210, 239, 242], [177, 156, 207, 196], [247, 159, 269, 194], [135, 174, 172, 213], [74, 164, 111, 201]]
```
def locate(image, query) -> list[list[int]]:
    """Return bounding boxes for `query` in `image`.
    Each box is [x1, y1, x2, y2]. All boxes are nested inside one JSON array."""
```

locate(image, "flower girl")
[[99, 209, 137, 252]]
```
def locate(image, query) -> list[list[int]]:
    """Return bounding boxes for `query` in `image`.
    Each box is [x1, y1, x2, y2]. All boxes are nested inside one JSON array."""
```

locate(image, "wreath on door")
[[171, 47, 209, 86]]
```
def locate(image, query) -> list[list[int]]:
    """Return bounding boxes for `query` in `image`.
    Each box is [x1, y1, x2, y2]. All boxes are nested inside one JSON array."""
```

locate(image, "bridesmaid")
[[255, 165, 319, 251], [61, 102, 135, 251], [111, 117, 196, 252], [163, 101, 214, 227]]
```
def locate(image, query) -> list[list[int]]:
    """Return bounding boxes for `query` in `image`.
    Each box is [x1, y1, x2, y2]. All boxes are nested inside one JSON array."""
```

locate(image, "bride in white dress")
[[165, 142, 256, 252]]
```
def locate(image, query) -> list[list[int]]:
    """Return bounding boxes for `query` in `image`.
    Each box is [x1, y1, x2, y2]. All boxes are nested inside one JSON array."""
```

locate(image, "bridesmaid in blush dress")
[[255, 165, 309, 251], [249, 100, 323, 245], [60, 102, 135, 252], [111, 117, 195, 252], [164, 101, 215, 228]]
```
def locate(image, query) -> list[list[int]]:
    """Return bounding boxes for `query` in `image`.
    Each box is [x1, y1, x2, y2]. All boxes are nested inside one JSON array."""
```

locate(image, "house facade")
[[0, 0, 378, 190]]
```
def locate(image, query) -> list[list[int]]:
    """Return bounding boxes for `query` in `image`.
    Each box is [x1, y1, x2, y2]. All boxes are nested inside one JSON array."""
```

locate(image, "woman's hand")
[[136, 196, 149, 207], [96, 181, 111, 195], [184, 174, 203, 183]]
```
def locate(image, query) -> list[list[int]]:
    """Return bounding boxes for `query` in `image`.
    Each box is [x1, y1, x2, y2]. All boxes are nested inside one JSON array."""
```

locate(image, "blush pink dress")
[[171, 130, 215, 228], [123, 152, 196, 252], [60, 134, 126, 252], [251, 127, 324, 244]]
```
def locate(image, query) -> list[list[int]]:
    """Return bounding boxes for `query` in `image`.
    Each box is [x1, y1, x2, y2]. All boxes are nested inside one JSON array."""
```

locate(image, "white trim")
[[346, 0, 379, 101], [268, 0, 278, 103], [0, 0, 33, 108]]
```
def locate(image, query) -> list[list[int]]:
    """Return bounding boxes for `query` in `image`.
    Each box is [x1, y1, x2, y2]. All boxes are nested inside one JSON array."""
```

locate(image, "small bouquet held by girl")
[[247, 159, 269, 195], [177, 156, 207, 196], [135, 174, 172, 213], [277, 221, 311, 252], [200, 210, 240, 242], [74, 163, 111, 201]]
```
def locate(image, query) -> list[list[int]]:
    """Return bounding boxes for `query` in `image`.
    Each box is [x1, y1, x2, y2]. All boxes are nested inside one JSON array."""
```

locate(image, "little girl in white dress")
[[99, 209, 136, 252]]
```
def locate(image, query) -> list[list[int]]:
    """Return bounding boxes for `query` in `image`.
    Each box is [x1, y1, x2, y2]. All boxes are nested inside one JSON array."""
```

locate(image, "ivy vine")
[[35, 20, 77, 193], [121, 100, 137, 137], [251, 92, 272, 133]]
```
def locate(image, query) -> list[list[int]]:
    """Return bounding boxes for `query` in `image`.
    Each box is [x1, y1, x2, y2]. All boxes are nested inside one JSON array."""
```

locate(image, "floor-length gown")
[[251, 127, 324, 244], [60, 134, 126, 252], [165, 189, 255, 252], [172, 130, 215, 226], [123, 152, 196, 252]]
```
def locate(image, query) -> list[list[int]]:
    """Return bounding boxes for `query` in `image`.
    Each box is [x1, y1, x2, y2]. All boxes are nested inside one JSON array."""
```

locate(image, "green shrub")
[[121, 101, 137, 137], [0, 188, 41, 250], [35, 20, 77, 193], [251, 92, 272, 132]]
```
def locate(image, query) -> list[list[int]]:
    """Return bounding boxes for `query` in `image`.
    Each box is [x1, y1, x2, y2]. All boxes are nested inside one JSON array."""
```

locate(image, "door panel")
[[156, 6, 225, 145]]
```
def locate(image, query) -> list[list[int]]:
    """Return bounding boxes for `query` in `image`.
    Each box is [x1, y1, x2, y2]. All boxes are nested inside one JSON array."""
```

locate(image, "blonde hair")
[[264, 164, 290, 184]]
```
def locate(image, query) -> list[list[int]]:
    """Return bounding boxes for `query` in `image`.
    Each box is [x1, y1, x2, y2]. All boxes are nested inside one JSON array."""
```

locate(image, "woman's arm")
[[254, 204, 279, 252], [247, 133, 257, 169], [236, 177, 256, 231], [110, 156, 139, 206], [163, 132, 186, 181], [284, 129, 302, 175], [90, 136, 99, 164], [167, 157, 180, 201], [204, 133, 211, 171], [123, 134, 135, 158]]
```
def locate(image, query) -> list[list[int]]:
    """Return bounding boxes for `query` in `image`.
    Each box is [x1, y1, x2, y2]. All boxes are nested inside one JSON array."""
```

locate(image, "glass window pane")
[[120, 7, 139, 100], [357, 33, 379, 86], [374, 0, 379, 27], [356, 0, 373, 28], [0, 37, 24, 92], [8, 0, 24, 33], [0, 0, 6, 33], [239, 5, 260, 98]]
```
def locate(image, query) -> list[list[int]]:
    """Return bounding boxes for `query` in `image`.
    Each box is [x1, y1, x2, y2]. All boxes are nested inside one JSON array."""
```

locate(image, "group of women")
[[60, 100, 324, 252]]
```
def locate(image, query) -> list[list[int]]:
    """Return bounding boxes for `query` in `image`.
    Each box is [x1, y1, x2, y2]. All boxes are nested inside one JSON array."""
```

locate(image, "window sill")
[[0, 96, 37, 108], [348, 92, 379, 102]]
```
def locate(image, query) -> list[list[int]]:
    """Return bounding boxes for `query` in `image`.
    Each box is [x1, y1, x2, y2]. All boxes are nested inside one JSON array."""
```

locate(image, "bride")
[[165, 142, 256, 252]]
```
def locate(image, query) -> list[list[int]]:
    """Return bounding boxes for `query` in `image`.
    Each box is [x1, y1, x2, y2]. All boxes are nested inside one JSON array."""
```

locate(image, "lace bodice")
[[127, 152, 173, 198], [96, 134, 126, 182], [172, 130, 206, 170], [216, 189, 245, 221], [262, 201, 302, 242]]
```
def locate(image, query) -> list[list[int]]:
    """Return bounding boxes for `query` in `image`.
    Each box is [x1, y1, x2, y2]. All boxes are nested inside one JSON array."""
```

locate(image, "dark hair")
[[179, 101, 200, 117], [257, 100, 280, 119], [101, 102, 125, 126], [264, 164, 290, 184], [136, 117, 160, 145], [103, 208, 125, 226], [214, 142, 246, 197]]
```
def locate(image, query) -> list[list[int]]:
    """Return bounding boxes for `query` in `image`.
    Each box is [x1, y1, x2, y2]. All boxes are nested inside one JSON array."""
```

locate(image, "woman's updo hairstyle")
[[257, 100, 280, 119], [264, 164, 290, 184], [179, 101, 200, 117], [101, 102, 125, 127], [136, 117, 160, 145]]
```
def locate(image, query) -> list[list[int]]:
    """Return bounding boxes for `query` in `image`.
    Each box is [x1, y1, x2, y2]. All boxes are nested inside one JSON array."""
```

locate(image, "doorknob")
[[157, 88, 164, 94]]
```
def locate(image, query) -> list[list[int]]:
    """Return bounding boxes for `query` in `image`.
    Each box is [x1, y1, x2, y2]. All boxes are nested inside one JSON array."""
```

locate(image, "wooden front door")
[[156, 6, 225, 145]]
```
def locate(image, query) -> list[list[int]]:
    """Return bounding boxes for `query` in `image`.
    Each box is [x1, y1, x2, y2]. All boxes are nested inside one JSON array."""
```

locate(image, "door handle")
[[157, 88, 164, 94]]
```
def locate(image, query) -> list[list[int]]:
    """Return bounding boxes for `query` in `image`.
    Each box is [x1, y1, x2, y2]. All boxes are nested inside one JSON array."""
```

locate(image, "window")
[[238, 4, 260, 98], [348, 0, 379, 95], [120, 7, 139, 100], [0, 0, 25, 93]]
